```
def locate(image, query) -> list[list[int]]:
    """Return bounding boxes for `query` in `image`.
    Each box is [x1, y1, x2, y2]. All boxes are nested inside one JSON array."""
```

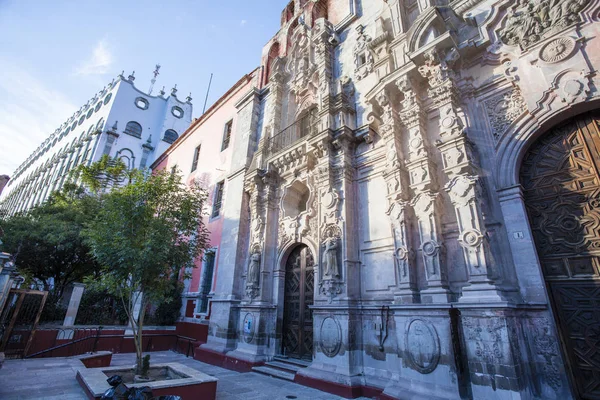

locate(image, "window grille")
[[212, 181, 224, 218], [124, 121, 142, 138], [198, 250, 216, 314], [221, 120, 233, 151], [191, 145, 201, 172]]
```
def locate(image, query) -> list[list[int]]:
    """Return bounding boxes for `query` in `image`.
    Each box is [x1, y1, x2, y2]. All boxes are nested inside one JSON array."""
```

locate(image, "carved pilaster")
[[419, 47, 507, 302], [411, 191, 451, 303], [396, 75, 450, 303], [373, 86, 418, 303]]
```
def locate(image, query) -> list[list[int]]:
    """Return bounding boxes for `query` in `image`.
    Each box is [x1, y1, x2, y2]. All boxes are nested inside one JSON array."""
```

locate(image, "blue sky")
[[0, 0, 289, 175]]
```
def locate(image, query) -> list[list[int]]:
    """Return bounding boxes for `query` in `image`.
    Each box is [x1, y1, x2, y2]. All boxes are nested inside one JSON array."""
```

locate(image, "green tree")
[[0, 183, 101, 311], [82, 163, 209, 376]]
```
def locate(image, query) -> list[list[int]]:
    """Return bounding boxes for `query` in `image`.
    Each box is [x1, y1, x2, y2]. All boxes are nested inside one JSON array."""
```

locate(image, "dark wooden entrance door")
[[521, 111, 600, 399], [282, 244, 314, 360]]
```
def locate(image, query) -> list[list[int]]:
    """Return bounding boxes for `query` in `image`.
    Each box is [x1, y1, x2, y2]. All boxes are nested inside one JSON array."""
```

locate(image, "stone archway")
[[281, 243, 315, 360], [520, 110, 600, 399]]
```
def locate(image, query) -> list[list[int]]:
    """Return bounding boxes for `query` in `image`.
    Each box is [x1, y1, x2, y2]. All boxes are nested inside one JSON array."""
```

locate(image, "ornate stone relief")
[[484, 88, 527, 142], [245, 250, 261, 301], [404, 319, 441, 374], [320, 316, 342, 357], [462, 316, 505, 388], [242, 313, 255, 344], [499, 0, 591, 48], [319, 223, 344, 302], [531, 318, 562, 392], [539, 37, 577, 63], [353, 24, 374, 80]]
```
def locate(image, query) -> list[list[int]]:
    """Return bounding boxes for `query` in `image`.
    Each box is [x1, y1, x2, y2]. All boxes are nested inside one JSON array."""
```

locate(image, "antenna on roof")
[[202, 73, 214, 114], [148, 64, 161, 95]]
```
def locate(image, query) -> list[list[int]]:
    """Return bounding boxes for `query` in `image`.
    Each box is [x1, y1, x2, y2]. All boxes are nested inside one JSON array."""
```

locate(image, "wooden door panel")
[[521, 111, 600, 399], [282, 245, 314, 360]]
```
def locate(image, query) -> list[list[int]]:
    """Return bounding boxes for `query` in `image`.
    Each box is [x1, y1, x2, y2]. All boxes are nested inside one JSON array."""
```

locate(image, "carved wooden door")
[[521, 111, 600, 399], [282, 245, 314, 360]]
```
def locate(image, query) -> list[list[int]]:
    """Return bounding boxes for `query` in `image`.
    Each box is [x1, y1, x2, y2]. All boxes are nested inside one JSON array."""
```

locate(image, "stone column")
[[418, 48, 507, 302], [397, 75, 451, 303], [62, 283, 85, 326], [373, 86, 418, 303]]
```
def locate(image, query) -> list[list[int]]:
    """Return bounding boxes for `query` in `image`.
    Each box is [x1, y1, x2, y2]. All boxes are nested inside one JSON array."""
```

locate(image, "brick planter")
[[76, 362, 217, 400]]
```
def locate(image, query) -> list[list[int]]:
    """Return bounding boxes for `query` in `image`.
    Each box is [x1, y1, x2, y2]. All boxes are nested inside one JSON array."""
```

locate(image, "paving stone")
[[0, 351, 370, 400]]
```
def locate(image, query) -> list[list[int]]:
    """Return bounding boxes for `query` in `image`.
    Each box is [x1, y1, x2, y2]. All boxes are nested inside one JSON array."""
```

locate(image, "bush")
[[75, 289, 128, 325], [147, 282, 183, 326]]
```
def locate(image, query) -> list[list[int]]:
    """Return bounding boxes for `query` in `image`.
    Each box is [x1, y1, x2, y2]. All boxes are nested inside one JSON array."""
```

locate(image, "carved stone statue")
[[322, 232, 339, 279], [247, 252, 261, 287], [499, 0, 590, 47]]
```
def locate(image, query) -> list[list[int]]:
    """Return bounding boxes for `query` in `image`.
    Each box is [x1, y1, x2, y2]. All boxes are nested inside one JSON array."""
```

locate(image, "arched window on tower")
[[311, 0, 328, 27], [286, 2, 295, 22], [163, 129, 179, 144], [124, 121, 142, 138], [265, 42, 281, 83]]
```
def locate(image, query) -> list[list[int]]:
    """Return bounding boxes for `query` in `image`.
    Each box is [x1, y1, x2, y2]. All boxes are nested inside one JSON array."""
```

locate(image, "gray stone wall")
[[200, 0, 600, 398]]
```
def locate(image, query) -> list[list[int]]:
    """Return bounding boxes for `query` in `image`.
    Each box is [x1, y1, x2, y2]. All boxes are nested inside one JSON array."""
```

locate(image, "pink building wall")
[[153, 70, 259, 321]]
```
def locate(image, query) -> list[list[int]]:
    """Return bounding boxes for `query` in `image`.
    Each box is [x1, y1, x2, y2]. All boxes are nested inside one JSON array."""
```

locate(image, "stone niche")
[[281, 180, 310, 219]]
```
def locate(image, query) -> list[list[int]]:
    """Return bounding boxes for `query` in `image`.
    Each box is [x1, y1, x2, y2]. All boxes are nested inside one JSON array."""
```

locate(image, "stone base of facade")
[[193, 346, 263, 372], [294, 372, 372, 399]]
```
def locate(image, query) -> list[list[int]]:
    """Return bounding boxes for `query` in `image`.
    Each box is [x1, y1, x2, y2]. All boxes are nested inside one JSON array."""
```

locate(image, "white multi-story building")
[[0, 72, 192, 215]]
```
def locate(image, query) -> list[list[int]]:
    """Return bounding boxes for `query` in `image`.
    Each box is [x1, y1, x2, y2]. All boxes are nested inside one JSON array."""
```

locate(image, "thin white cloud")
[[75, 39, 113, 76], [240, 20, 247, 27], [0, 61, 77, 176]]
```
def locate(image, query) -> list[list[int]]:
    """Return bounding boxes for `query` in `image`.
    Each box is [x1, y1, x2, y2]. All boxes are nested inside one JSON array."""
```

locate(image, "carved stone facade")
[[160, 1, 600, 399]]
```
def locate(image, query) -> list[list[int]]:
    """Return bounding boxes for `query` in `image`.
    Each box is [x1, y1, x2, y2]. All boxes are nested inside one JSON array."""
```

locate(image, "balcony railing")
[[266, 111, 317, 157]]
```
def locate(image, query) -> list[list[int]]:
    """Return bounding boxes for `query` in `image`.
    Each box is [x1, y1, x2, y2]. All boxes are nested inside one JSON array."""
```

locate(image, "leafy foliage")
[[0, 182, 101, 308], [81, 162, 210, 373], [147, 279, 183, 326], [75, 288, 128, 326]]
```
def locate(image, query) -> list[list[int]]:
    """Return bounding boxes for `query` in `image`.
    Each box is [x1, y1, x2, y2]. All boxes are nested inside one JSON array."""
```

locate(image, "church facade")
[[162, 0, 600, 399]]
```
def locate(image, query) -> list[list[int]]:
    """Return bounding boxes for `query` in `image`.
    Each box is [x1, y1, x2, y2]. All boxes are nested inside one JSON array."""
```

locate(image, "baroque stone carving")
[[405, 319, 441, 374], [245, 250, 261, 300], [320, 316, 342, 357], [539, 37, 577, 63], [484, 88, 526, 142], [321, 224, 341, 279], [532, 319, 562, 392], [242, 313, 255, 344], [353, 24, 374, 80], [499, 0, 590, 48]]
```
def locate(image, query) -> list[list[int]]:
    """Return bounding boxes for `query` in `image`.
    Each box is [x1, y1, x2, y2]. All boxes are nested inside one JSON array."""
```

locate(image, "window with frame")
[[221, 120, 233, 151], [211, 181, 224, 218], [124, 121, 142, 138], [197, 250, 216, 314], [191, 145, 201, 172]]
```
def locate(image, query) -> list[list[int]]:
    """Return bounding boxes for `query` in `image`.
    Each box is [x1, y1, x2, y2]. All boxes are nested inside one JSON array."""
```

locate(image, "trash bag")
[[151, 396, 182, 400], [100, 388, 116, 400], [107, 375, 123, 387], [126, 386, 153, 400]]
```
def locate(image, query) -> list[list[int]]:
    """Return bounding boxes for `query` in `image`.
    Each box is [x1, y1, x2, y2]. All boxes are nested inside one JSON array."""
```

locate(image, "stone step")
[[272, 356, 311, 368], [252, 366, 296, 381], [264, 360, 302, 373]]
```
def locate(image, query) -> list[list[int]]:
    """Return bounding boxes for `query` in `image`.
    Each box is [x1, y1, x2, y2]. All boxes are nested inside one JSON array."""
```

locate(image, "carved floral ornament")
[[484, 88, 527, 142], [498, 0, 590, 48], [353, 24, 374, 80]]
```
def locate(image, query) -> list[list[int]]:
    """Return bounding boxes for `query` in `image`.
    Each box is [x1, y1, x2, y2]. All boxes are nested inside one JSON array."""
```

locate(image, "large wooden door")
[[282, 245, 314, 360], [521, 111, 600, 399]]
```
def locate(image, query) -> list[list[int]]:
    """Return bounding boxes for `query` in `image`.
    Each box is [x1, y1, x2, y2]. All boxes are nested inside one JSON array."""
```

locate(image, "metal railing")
[[25, 329, 198, 359], [266, 111, 317, 157]]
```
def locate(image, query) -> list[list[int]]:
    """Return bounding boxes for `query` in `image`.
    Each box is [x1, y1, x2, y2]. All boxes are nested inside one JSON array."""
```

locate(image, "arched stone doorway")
[[282, 244, 314, 360], [520, 110, 600, 399]]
